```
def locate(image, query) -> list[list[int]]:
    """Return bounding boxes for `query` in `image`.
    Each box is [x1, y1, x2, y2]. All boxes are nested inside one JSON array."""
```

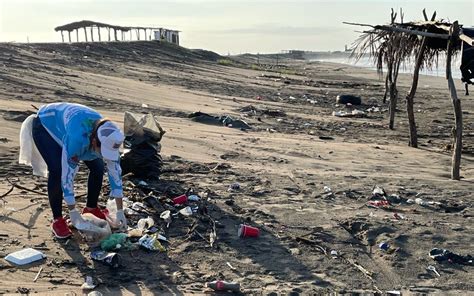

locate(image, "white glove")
[[116, 209, 127, 230], [69, 209, 88, 230]]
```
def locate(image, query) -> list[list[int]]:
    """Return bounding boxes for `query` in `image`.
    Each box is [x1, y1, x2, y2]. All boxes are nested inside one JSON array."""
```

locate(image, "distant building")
[[153, 29, 180, 45]]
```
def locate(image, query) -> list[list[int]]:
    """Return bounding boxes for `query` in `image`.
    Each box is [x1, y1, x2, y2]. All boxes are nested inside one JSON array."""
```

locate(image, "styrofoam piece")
[[5, 248, 45, 265]]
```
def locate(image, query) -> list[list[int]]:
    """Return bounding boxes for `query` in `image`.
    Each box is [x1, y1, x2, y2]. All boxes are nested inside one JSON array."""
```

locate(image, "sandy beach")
[[0, 41, 472, 295]]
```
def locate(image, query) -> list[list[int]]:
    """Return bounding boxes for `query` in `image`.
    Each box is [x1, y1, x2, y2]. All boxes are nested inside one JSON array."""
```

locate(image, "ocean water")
[[312, 56, 462, 79]]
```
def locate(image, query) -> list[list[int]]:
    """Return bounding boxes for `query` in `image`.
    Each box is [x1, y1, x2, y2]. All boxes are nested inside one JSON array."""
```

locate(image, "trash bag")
[[336, 95, 362, 105], [120, 112, 165, 179], [188, 111, 251, 130]]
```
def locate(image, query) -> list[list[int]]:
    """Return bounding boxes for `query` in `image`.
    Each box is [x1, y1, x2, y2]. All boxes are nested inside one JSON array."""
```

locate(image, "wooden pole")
[[114, 29, 118, 41], [76, 29, 79, 42], [108, 28, 111, 41], [90, 26, 94, 42], [406, 10, 436, 148], [98, 27, 101, 41], [388, 9, 399, 130], [137, 29, 140, 40], [130, 30, 132, 40], [60, 31, 64, 42], [68, 31, 71, 43], [446, 21, 462, 180], [84, 27, 88, 42]]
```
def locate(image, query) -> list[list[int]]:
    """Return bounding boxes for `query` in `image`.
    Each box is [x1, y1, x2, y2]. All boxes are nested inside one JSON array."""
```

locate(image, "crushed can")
[[90, 250, 120, 268]]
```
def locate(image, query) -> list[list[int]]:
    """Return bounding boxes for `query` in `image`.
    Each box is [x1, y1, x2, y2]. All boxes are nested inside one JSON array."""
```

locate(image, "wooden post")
[[90, 26, 94, 42], [108, 28, 111, 41], [447, 21, 462, 180], [405, 10, 436, 148], [68, 31, 71, 43], [98, 27, 101, 41], [137, 29, 140, 40], [388, 9, 399, 130], [114, 29, 118, 41], [60, 31, 64, 42], [130, 30, 132, 40], [84, 27, 88, 42], [76, 29, 79, 42]]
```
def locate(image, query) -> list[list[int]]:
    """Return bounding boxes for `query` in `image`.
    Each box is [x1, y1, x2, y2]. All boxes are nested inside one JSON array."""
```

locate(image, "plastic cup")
[[238, 224, 260, 238], [173, 194, 188, 205]]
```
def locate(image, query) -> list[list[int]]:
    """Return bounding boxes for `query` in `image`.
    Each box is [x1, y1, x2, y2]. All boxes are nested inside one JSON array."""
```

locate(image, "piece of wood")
[[6, 178, 47, 196], [33, 267, 43, 282], [60, 31, 64, 43], [446, 22, 463, 180], [460, 33, 474, 46], [375, 25, 449, 39], [83, 27, 88, 42]]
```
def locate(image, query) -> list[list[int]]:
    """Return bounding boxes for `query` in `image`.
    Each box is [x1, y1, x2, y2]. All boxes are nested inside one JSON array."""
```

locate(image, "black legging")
[[32, 117, 104, 219]]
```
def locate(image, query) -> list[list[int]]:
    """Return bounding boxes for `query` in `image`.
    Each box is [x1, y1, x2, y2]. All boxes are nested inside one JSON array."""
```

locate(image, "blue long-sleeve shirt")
[[38, 103, 123, 205]]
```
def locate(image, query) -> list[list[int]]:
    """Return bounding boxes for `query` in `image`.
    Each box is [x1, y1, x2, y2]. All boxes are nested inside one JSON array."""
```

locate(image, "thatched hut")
[[345, 9, 474, 180]]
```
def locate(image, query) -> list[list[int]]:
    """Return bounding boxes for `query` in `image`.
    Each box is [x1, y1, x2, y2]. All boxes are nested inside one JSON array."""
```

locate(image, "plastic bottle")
[[206, 280, 240, 292]]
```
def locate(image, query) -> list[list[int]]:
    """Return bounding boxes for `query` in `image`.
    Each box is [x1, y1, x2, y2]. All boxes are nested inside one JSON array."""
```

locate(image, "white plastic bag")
[[80, 213, 112, 242], [19, 115, 48, 177]]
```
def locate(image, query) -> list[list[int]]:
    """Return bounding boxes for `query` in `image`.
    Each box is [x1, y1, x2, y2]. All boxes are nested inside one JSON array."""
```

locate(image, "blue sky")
[[0, 0, 472, 54]]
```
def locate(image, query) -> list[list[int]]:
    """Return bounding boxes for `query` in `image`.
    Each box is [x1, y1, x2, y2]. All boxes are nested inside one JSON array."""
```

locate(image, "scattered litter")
[[367, 200, 390, 209], [100, 233, 128, 251], [33, 267, 43, 282], [330, 250, 338, 258], [427, 265, 441, 277], [367, 106, 381, 113], [372, 186, 386, 198], [141, 103, 148, 108], [178, 206, 193, 217], [138, 234, 166, 252], [5, 248, 45, 265], [137, 217, 155, 231], [206, 280, 240, 292], [332, 110, 366, 117], [238, 224, 260, 238], [138, 180, 148, 186], [336, 94, 362, 105], [90, 250, 120, 268], [393, 213, 405, 220], [188, 111, 251, 130], [226, 262, 237, 271], [429, 248, 473, 265], [379, 242, 390, 251], [81, 276, 96, 290], [160, 210, 172, 226], [187, 194, 200, 201], [228, 182, 241, 192], [80, 213, 112, 242], [173, 194, 188, 205]]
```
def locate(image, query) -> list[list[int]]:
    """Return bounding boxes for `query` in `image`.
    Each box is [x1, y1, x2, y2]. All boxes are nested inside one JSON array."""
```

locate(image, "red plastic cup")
[[238, 224, 260, 238], [173, 194, 188, 205]]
